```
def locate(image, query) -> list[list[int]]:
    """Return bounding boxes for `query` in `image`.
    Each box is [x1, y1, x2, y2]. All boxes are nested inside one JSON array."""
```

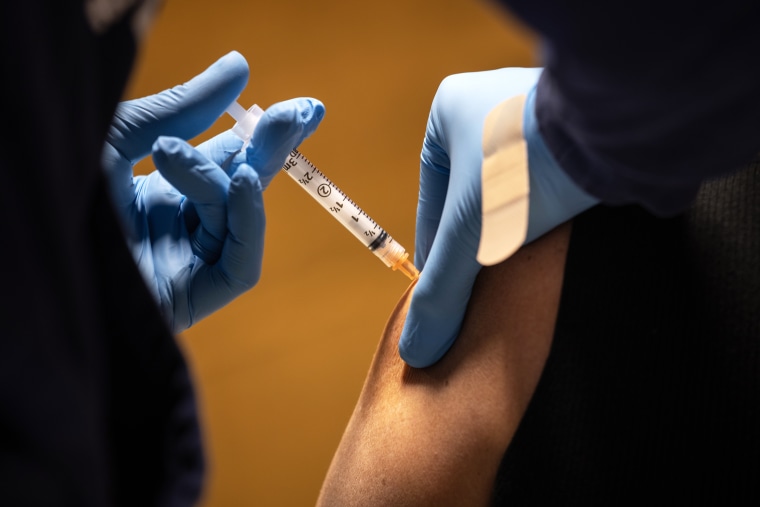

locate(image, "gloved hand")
[[399, 68, 598, 368], [101, 50, 324, 332]]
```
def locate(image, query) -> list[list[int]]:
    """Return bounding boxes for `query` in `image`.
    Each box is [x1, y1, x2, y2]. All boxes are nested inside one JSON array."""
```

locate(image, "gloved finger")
[[103, 51, 248, 209], [184, 164, 264, 327], [219, 163, 265, 287], [195, 130, 247, 175], [415, 111, 451, 268], [399, 233, 483, 368], [151, 136, 230, 264], [175, 130, 242, 236], [401, 98, 486, 367], [246, 97, 325, 189], [110, 51, 248, 160]]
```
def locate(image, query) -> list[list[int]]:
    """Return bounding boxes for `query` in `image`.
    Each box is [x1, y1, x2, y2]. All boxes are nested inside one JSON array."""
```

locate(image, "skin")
[[316, 223, 571, 506]]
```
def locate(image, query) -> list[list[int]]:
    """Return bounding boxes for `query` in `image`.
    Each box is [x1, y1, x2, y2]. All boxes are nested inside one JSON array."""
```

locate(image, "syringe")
[[225, 101, 419, 281]]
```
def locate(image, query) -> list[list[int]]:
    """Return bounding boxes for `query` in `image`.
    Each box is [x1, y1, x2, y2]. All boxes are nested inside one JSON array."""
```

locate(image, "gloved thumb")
[[399, 247, 482, 368]]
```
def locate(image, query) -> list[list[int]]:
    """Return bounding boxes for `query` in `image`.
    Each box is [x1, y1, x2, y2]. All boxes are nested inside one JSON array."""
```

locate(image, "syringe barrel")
[[225, 102, 419, 281], [281, 149, 418, 280], [280, 149, 380, 247]]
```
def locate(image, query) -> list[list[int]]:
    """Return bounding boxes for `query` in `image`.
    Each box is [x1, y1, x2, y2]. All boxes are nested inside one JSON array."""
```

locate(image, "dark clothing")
[[1, 2, 203, 506], [499, 0, 760, 215], [493, 156, 760, 504], [492, 2, 760, 500]]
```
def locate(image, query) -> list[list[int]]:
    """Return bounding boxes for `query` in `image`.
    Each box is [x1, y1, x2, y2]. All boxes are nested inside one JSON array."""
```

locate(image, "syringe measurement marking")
[[282, 150, 385, 246], [292, 153, 371, 216]]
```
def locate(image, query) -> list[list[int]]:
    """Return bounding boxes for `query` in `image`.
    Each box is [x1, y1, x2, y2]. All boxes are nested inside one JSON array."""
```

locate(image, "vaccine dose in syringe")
[[225, 102, 419, 281]]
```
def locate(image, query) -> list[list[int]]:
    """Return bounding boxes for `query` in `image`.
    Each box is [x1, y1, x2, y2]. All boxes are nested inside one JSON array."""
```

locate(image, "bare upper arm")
[[316, 223, 572, 506]]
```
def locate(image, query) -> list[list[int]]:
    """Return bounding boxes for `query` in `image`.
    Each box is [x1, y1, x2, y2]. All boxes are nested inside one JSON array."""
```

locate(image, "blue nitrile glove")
[[399, 68, 599, 368], [101, 50, 325, 331]]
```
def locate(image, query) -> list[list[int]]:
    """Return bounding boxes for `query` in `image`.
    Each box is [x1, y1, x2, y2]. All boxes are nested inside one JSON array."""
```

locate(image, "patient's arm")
[[316, 223, 571, 507]]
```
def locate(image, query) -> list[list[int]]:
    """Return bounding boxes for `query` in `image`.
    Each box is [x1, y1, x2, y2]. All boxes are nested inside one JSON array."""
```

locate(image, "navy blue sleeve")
[[0, 1, 204, 505], [496, 0, 760, 215]]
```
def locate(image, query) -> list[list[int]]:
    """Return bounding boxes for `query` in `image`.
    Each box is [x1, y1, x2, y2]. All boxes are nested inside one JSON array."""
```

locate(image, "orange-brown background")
[[125, 0, 536, 504]]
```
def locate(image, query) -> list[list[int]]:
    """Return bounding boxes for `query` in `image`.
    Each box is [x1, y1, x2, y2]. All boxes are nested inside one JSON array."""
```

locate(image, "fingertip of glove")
[[265, 97, 325, 126], [223, 49, 245, 62], [212, 50, 249, 82], [230, 163, 262, 192], [397, 314, 453, 369], [302, 98, 325, 123], [152, 136, 190, 158]]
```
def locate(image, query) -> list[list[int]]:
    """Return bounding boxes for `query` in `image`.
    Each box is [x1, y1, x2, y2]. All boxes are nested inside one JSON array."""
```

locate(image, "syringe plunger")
[[226, 102, 263, 149]]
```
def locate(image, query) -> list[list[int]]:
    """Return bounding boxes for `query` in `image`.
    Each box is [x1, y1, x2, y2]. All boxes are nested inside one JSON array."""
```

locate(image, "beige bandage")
[[477, 94, 529, 266]]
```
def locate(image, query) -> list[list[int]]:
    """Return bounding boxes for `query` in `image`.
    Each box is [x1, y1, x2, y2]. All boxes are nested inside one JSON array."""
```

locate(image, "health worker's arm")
[[316, 222, 571, 506], [498, 0, 760, 214]]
